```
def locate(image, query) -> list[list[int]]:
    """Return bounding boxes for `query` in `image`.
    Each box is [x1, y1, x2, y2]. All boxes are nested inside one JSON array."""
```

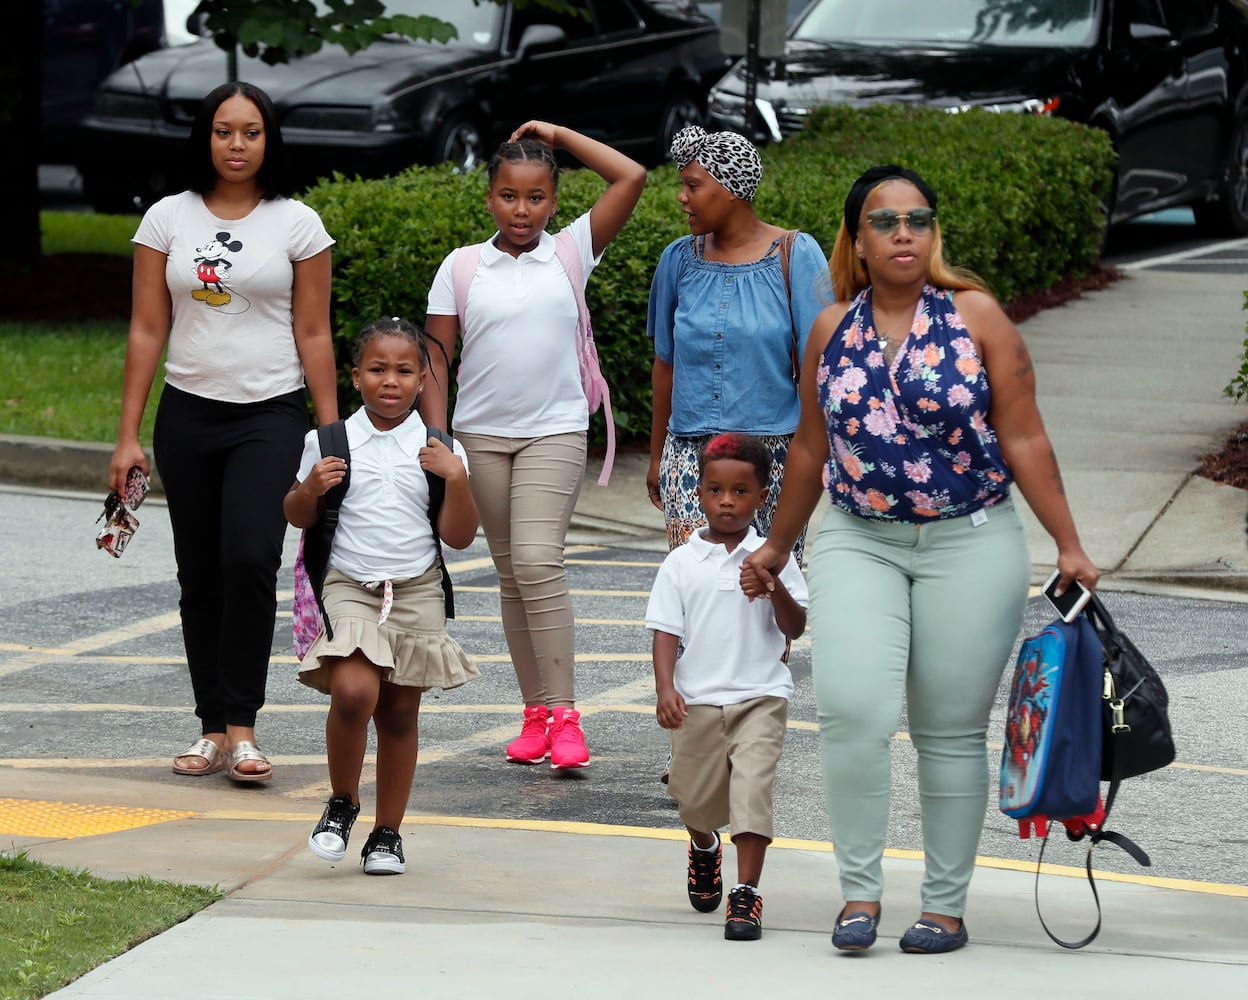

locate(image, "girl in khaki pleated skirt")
[[284, 317, 479, 875]]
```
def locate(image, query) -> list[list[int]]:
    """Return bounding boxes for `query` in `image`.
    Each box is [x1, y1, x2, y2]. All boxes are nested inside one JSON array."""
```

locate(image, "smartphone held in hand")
[[123, 465, 151, 510], [1042, 568, 1092, 623]]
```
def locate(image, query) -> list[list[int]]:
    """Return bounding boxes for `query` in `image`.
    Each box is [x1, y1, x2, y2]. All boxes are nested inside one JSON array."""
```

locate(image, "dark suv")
[[707, 0, 1248, 234]]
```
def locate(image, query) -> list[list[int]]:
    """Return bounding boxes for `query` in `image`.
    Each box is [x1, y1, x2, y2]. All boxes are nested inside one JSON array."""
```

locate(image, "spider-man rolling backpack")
[[999, 615, 1102, 827]]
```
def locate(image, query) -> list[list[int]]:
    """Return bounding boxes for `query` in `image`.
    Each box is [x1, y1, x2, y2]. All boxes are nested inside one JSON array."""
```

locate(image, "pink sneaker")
[[505, 706, 551, 764], [549, 706, 590, 770]]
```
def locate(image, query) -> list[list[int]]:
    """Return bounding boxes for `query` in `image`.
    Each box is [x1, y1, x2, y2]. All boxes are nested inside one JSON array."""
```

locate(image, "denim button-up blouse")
[[647, 232, 829, 436]]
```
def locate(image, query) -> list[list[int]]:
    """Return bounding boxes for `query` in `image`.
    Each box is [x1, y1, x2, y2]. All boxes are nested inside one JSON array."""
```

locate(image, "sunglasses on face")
[[865, 207, 936, 235]]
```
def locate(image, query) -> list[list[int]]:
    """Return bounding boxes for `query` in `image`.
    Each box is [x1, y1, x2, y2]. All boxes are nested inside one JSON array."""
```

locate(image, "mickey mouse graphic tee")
[[133, 191, 334, 403]]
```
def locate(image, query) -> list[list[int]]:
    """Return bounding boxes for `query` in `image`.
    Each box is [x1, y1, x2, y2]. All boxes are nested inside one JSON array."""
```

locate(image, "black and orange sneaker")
[[724, 885, 763, 941], [687, 837, 723, 912]]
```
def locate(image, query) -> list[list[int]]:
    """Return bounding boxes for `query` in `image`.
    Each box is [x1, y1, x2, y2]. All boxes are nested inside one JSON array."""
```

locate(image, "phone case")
[[1042, 568, 1091, 622], [124, 466, 151, 510]]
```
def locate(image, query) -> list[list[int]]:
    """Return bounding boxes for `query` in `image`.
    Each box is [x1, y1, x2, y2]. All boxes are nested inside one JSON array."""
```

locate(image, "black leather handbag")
[[1084, 593, 1176, 781], [1031, 592, 1176, 949]]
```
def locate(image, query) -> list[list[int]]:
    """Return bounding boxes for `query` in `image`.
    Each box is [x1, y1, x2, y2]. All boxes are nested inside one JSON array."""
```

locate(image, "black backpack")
[[301, 420, 456, 644]]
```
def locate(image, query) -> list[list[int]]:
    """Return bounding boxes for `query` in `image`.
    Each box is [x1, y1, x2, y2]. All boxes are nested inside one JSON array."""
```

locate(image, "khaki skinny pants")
[[457, 431, 586, 708]]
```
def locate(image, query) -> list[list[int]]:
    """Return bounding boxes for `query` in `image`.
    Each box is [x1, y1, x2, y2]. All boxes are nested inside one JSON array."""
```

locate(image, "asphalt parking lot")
[[2, 486, 1245, 888]]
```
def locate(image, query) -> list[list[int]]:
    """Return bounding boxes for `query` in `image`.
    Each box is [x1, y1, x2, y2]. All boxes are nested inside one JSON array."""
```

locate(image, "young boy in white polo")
[[646, 432, 808, 941]]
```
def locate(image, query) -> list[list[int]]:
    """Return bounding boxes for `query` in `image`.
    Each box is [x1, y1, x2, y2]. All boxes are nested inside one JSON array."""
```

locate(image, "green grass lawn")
[[41, 211, 140, 256], [2, 213, 156, 443], [1, 322, 160, 444], [0, 852, 220, 1000]]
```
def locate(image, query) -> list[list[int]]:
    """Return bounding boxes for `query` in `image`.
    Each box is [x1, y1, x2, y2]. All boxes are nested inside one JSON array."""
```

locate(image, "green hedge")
[[303, 105, 1116, 445]]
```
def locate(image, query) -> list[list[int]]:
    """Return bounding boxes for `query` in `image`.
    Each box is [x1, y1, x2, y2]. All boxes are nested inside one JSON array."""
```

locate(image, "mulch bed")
[[2, 254, 133, 322], [1198, 421, 1248, 490]]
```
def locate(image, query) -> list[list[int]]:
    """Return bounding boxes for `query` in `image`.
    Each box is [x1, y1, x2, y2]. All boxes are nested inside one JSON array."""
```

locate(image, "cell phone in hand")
[[123, 466, 151, 510], [1042, 568, 1092, 623]]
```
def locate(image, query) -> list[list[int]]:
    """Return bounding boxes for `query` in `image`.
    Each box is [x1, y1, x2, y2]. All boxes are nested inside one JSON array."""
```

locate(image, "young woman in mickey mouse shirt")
[[109, 82, 338, 784]]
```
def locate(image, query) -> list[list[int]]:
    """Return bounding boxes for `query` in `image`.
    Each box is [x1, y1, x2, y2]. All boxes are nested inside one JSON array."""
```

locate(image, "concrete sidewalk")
[[2, 263, 1247, 997], [6, 770, 1245, 999]]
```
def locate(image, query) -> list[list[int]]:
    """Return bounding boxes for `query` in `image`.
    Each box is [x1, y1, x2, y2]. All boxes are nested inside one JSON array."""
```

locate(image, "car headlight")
[[708, 91, 747, 124], [91, 92, 161, 119]]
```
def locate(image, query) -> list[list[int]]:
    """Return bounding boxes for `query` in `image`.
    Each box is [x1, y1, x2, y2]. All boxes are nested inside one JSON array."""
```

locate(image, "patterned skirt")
[[656, 433, 807, 561]]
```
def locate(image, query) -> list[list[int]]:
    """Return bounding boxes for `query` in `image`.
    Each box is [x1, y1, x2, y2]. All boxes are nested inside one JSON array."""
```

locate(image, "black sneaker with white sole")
[[307, 793, 360, 862], [360, 826, 406, 875]]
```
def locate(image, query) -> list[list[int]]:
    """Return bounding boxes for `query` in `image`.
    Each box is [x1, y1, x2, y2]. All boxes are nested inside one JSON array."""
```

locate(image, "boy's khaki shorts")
[[667, 695, 788, 842]]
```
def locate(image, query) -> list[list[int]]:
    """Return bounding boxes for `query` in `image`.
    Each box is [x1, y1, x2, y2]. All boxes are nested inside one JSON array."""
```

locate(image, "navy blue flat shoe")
[[832, 905, 881, 951], [899, 918, 968, 954]]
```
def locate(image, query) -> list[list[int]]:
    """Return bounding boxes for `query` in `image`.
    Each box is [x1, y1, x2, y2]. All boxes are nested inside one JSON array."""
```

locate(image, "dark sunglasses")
[[865, 207, 936, 235]]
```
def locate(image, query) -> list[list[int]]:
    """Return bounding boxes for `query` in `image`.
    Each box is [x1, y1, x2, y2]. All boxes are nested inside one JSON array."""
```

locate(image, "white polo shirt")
[[425, 212, 601, 437], [645, 526, 808, 706], [295, 407, 469, 581]]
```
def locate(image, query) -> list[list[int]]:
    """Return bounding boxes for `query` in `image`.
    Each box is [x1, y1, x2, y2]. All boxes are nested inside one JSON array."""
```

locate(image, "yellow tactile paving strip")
[[0, 798, 194, 839]]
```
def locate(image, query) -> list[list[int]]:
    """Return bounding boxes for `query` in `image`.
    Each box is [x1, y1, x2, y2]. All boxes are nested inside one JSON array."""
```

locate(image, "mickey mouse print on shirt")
[[191, 231, 251, 312]]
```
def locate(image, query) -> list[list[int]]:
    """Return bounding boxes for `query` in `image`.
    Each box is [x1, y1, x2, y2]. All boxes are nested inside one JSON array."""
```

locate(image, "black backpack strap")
[[309, 420, 350, 640], [1032, 780, 1152, 949], [425, 426, 455, 619]]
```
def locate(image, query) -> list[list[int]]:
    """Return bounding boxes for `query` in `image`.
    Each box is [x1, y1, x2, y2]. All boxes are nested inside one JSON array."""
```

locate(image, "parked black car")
[[707, 0, 1248, 234], [74, 0, 729, 213]]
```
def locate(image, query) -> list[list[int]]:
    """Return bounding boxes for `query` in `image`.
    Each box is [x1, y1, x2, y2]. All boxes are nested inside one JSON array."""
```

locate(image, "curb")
[[0, 435, 161, 496]]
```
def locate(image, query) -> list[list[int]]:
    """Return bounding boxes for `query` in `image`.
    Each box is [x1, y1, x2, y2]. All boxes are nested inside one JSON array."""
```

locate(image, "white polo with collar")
[[295, 407, 469, 581], [645, 526, 808, 706], [425, 212, 602, 438]]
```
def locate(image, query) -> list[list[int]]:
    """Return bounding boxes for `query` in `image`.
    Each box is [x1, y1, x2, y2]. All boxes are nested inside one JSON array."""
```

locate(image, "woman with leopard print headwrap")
[[646, 125, 829, 558]]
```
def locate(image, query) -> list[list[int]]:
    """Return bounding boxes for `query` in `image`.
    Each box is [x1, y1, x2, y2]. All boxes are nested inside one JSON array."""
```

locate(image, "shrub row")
[[302, 105, 1116, 445]]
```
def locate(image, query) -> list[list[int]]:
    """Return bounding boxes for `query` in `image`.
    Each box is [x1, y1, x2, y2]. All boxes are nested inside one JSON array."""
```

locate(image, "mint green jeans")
[[806, 497, 1029, 917]]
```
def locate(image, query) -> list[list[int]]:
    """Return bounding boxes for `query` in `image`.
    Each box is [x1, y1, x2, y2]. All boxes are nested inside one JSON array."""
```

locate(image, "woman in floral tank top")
[[741, 165, 1098, 955]]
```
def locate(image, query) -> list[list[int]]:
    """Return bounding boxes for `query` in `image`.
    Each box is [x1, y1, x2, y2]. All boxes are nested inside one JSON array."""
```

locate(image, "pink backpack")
[[450, 230, 615, 486]]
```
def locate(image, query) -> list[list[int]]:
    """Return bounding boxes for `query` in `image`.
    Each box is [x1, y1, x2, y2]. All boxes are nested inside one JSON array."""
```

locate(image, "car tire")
[[1193, 112, 1248, 237], [434, 114, 485, 173], [655, 88, 705, 163]]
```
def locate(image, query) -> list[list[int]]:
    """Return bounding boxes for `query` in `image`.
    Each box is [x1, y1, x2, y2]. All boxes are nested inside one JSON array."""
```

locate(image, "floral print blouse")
[[817, 284, 1012, 522]]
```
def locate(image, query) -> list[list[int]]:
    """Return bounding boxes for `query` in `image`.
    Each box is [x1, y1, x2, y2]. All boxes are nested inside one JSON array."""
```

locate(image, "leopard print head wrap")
[[669, 125, 763, 202]]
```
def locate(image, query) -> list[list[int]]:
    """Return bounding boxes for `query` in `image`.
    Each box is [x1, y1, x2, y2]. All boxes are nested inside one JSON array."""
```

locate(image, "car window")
[[793, 0, 1098, 47], [372, 0, 502, 48], [1159, 0, 1216, 36], [591, 0, 643, 36], [509, 0, 599, 47]]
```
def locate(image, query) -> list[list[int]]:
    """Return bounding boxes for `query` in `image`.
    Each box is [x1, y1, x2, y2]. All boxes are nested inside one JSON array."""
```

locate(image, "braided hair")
[[352, 316, 449, 392], [487, 137, 559, 191]]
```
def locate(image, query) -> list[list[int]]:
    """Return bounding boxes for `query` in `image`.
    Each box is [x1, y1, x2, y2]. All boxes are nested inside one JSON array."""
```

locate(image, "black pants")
[[154, 384, 307, 733]]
